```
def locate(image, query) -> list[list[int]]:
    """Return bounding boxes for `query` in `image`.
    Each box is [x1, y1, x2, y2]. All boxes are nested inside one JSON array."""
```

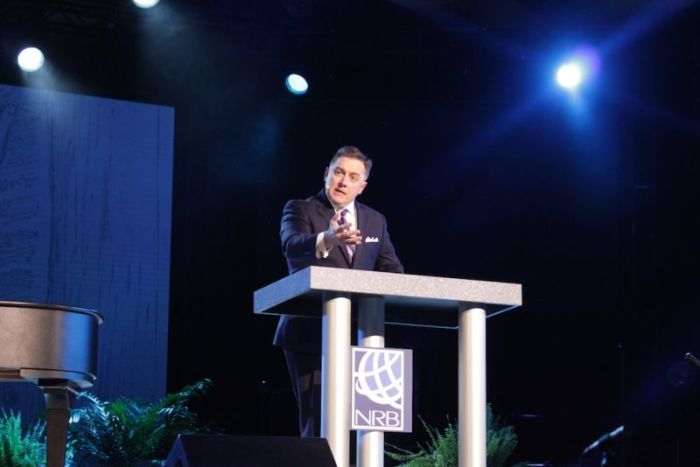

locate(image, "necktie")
[[339, 208, 355, 262]]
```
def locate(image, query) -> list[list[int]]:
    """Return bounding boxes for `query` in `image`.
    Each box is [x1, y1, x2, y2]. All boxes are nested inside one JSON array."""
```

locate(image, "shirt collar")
[[322, 190, 357, 220], [336, 201, 356, 218]]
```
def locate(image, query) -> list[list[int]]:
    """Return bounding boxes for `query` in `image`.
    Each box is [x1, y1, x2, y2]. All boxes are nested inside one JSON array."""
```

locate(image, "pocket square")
[[365, 236, 379, 243]]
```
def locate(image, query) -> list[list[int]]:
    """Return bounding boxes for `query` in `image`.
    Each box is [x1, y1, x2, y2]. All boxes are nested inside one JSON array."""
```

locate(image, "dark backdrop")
[[1, 0, 699, 464]]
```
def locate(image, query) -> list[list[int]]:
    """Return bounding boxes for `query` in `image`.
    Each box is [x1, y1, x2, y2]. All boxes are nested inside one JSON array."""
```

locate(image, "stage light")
[[285, 74, 309, 95], [556, 62, 583, 89], [555, 46, 601, 92], [17, 47, 45, 72], [133, 0, 160, 8]]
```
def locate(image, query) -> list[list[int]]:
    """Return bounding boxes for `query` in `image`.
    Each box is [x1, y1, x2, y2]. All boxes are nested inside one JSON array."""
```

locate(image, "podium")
[[254, 267, 522, 467]]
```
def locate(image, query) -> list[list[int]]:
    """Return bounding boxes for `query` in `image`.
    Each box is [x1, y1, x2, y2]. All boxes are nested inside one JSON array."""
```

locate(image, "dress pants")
[[283, 349, 322, 438]]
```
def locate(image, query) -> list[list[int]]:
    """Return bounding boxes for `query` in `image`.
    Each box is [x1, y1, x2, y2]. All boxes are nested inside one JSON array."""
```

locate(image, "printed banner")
[[351, 347, 412, 432]]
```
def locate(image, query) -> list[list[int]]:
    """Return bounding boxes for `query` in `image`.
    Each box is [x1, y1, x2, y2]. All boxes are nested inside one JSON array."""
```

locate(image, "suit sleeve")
[[280, 199, 321, 264], [375, 214, 404, 273]]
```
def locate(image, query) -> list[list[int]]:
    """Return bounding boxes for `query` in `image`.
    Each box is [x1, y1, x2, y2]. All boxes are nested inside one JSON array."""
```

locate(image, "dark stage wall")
[[163, 26, 699, 463], [168, 97, 626, 461]]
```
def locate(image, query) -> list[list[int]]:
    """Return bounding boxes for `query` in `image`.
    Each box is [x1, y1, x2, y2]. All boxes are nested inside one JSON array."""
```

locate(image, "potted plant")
[[68, 378, 212, 466], [386, 405, 523, 467], [0, 410, 51, 467]]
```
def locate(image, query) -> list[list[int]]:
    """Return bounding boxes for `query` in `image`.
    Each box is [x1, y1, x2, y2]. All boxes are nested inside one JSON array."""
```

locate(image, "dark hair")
[[329, 146, 372, 180]]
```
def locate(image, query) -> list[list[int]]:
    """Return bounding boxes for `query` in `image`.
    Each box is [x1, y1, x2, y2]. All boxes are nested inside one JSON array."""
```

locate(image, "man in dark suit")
[[274, 145, 404, 437]]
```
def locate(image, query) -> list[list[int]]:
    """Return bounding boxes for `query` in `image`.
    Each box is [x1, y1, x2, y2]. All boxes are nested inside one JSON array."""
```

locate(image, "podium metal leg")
[[357, 296, 385, 467], [458, 306, 486, 467], [321, 292, 352, 467]]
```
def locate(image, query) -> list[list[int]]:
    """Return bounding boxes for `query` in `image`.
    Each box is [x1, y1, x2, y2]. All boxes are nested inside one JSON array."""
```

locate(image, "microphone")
[[685, 352, 700, 369], [581, 425, 624, 457]]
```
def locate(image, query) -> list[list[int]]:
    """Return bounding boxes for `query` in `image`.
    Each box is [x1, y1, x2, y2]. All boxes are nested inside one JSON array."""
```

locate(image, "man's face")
[[324, 156, 368, 208]]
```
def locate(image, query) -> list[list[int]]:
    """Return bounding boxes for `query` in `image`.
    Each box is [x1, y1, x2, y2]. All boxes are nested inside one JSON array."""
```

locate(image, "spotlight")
[[285, 74, 309, 95], [17, 47, 45, 72], [556, 63, 583, 89], [555, 45, 601, 91], [133, 0, 160, 8]]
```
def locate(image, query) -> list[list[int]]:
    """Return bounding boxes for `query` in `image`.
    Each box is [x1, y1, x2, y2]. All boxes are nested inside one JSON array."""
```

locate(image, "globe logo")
[[354, 349, 404, 410]]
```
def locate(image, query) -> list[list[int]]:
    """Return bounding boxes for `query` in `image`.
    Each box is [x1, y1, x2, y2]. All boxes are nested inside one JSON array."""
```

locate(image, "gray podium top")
[[254, 267, 522, 328]]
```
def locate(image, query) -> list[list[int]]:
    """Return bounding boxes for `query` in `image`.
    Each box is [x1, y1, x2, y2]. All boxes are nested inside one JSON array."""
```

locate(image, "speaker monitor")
[[165, 435, 337, 467]]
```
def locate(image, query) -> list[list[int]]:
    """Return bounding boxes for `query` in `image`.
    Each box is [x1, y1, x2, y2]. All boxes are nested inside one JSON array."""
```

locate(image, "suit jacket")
[[273, 190, 404, 353]]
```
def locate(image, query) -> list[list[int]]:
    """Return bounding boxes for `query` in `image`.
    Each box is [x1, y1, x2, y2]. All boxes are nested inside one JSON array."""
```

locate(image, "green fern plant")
[[386, 405, 521, 467], [487, 406, 519, 467], [0, 410, 46, 467], [69, 378, 213, 466]]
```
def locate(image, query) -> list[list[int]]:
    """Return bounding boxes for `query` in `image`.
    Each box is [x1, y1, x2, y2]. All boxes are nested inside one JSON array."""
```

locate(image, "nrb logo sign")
[[351, 347, 412, 432]]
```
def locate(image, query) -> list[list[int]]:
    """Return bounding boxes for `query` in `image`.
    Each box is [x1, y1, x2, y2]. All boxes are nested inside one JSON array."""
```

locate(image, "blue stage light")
[[285, 74, 309, 95], [17, 47, 45, 72], [554, 45, 601, 91], [556, 62, 583, 89], [133, 0, 160, 8]]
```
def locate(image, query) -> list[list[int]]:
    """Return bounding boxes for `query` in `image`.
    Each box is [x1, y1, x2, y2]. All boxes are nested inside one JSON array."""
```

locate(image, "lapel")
[[314, 190, 334, 224], [315, 190, 352, 267], [352, 202, 367, 268]]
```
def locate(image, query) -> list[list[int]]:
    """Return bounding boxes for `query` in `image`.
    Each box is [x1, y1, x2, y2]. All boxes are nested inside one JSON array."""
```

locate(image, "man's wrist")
[[323, 230, 335, 249], [316, 232, 332, 259]]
